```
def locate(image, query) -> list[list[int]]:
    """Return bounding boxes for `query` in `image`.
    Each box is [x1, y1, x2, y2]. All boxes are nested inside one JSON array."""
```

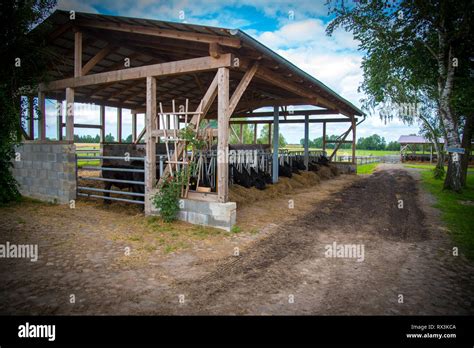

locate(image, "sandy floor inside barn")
[[0, 165, 473, 315]]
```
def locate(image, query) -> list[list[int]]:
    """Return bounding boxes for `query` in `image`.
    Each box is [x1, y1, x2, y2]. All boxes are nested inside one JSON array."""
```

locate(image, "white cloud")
[[52, 0, 421, 142]]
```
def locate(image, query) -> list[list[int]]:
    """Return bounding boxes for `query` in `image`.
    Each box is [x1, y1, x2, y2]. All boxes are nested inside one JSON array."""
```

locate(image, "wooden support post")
[[38, 91, 46, 140], [145, 76, 157, 214], [351, 116, 356, 164], [268, 123, 272, 145], [99, 105, 105, 142], [253, 124, 257, 144], [56, 100, 63, 141], [217, 67, 229, 203], [74, 31, 82, 77], [28, 96, 34, 140], [304, 115, 309, 170], [132, 111, 137, 142], [322, 121, 327, 153], [239, 123, 244, 144], [272, 106, 279, 183], [65, 88, 74, 141], [117, 107, 122, 143]]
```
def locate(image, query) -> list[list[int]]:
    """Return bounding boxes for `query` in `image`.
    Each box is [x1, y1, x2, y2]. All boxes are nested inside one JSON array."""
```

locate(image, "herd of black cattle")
[[99, 154, 332, 203], [231, 154, 330, 190]]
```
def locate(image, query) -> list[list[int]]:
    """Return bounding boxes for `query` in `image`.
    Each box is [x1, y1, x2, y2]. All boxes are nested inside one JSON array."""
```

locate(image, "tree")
[[386, 141, 400, 151], [229, 123, 255, 144], [104, 133, 115, 143], [357, 134, 386, 150], [257, 124, 287, 147], [0, 0, 57, 204], [327, 0, 474, 191]]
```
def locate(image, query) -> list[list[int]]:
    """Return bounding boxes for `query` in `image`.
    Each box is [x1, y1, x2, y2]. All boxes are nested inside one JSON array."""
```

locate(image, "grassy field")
[[76, 143, 100, 168], [405, 163, 474, 172], [420, 172, 474, 260], [357, 162, 379, 175]]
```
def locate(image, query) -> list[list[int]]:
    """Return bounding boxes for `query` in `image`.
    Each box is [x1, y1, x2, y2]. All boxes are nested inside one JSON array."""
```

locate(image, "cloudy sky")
[[42, 0, 420, 143]]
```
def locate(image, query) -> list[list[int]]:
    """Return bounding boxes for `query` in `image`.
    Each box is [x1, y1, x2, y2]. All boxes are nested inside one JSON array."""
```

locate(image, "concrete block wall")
[[12, 141, 76, 204], [148, 189, 236, 231]]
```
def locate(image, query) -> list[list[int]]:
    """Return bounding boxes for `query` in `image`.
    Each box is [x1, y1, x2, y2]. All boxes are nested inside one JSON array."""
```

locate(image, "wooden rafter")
[[40, 54, 235, 91], [77, 20, 242, 48]]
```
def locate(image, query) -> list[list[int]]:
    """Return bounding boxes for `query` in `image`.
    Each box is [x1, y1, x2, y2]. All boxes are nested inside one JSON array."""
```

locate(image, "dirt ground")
[[0, 164, 473, 315]]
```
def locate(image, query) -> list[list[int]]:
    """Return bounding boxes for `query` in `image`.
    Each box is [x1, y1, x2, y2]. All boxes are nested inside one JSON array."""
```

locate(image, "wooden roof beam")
[[77, 20, 242, 48], [82, 44, 115, 75], [40, 54, 236, 91]]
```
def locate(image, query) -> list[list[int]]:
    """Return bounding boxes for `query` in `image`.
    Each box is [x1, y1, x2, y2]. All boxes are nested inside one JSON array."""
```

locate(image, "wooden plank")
[[132, 112, 137, 142], [157, 72, 219, 184], [329, 125, 352, 160], [40, 54, 234, 91], [77, 20, 242, 48], [272, 106, 279, 183], [65, 88, 74, 141], [217, 67, 229, 203], [117, 107, 122, 143], [304, 115, 309, 169], [99, 105, 105, 142], [236, 98, 321, 110], [61, 123, 102, 129], [351, 116, 356, 164], [38, 91, 46, 140], [229, 118, 354, 125], [241, 109, 339, 117], [145, 76, 157, 215], [28, 96, 34, 140], [187, 191, 218, 202], [227, 61, 259, 119], [268, 122, 271, 145], [56, 100, 63, 140], [134, 127, 146, 144], [74, 31, 82, 77], [322, 121, 326, 153], [82, 44, 114, 75]]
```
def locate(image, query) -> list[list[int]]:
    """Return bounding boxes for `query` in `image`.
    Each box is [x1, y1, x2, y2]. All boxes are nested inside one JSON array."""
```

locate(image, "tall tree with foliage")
[[257, 124, 287, 147], [327, 0, 474, 191], [0, 0, 57, 204]]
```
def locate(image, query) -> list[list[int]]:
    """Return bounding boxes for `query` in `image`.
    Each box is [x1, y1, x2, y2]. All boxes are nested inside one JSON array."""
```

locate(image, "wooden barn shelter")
[[22, 10, 364, 228]]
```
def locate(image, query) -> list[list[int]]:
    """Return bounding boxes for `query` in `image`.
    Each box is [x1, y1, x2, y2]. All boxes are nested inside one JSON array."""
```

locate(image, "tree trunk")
[[437, 32, 462, 192], [442, 110, 463, 192], [460, 113, 473, 187]]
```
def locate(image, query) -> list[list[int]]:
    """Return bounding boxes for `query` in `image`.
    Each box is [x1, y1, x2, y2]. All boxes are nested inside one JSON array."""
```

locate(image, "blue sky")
[[40, 0, 420, 143]]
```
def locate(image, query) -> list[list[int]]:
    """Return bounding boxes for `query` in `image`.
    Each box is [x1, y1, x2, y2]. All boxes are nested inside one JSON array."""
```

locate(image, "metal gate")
[[76, 150, 146, 205]]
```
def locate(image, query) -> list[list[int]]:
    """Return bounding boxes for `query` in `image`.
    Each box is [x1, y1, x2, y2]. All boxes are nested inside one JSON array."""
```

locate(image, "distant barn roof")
[[398, 135, 444, 144]]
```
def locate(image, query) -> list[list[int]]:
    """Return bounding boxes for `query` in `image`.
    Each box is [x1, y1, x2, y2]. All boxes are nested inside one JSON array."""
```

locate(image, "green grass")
[[420, 172, 474, 260], [77, 160, 100, 168], [405, 164, 474, 172], [357, 162, 379, 175]]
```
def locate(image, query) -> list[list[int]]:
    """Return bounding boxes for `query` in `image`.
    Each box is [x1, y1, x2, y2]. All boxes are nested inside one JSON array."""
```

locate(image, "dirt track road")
[[167, 165, 474, 315], [1, 165, 473, 314]]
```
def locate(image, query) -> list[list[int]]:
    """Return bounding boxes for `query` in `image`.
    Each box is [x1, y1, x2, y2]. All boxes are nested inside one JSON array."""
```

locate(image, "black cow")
[[278, 163, 293, 178], [250, 167, 266, 190], [230, 164, 252, 188], [102, 160, 160, 204]]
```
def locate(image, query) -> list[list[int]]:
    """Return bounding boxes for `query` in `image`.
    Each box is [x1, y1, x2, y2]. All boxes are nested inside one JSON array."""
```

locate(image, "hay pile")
[[229, 164, 340, 207]]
